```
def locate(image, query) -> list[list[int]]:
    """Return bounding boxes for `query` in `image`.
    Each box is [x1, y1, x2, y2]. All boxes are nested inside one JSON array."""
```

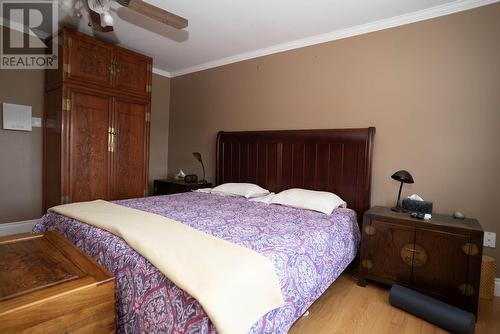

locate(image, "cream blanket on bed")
[[49, 200, 284, 334]]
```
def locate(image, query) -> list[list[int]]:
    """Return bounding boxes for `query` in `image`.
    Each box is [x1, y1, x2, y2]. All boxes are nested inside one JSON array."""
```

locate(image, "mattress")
[[34, 192, 360, 333]]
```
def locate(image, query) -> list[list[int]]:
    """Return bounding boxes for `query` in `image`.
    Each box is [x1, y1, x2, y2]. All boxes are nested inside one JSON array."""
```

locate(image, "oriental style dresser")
[[0, 232, 115, 333], [44, 28, 153, 210], [358, 206, 483, 317]]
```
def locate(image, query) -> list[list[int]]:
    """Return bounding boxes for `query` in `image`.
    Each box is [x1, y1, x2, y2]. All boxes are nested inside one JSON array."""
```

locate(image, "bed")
[[34, 127, 375, 333]]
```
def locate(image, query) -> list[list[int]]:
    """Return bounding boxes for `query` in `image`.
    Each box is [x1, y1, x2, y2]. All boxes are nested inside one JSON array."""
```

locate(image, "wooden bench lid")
[[0, 232, 113, 302]]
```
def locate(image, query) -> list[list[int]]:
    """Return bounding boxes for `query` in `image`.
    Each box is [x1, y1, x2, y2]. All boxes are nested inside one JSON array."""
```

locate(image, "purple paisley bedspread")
[[33, 192, 360, 333]]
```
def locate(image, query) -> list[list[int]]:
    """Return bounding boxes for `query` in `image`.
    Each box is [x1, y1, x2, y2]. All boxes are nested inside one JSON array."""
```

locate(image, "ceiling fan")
[[86, 0, 188, 32]]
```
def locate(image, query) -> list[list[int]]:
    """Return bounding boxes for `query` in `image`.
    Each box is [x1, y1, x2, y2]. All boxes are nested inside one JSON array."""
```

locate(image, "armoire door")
[[64, 31, 114, 89], [66, 88, 112, 203], [113, 48, 152, 98], [112, 98, 149, 200]]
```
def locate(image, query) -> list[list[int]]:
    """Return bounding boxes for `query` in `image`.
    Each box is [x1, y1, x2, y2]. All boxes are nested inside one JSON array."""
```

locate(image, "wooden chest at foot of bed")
[[0, 231, 116, 333]]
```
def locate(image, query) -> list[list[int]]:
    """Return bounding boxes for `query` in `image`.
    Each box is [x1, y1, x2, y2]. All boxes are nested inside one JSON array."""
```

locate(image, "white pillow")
[[211, 183, 270, 198], [248, 193, 276, 204], [270, 188, 346, 215], [193, 188, 212, 193]]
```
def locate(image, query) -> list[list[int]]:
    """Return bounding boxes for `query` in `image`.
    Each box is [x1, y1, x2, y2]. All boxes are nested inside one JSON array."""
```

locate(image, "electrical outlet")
[[484, 231, 496, 248], [31, 117, 42, 128]]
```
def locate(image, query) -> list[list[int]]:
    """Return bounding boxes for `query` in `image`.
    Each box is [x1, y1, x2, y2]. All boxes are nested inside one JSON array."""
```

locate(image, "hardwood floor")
[[289, 274, 500, 334]]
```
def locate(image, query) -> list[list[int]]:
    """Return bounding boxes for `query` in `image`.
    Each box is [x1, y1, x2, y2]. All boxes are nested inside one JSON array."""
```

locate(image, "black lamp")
[[391, 170, 414, 212], [192, 152, 206, 184]]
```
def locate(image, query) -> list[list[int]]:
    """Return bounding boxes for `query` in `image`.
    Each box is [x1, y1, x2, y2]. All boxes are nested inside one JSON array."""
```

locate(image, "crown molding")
[[152, 67, 172, 78], [170, 0, 499, 77]]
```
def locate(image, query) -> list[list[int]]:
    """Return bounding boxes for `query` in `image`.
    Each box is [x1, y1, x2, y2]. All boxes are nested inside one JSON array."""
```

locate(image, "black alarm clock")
[[184, 174, 198, 183]]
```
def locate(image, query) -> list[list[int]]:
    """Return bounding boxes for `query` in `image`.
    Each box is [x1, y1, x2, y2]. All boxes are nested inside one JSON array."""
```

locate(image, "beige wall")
[[0, 68, 45, 223], [0, 27, 170, 223], [169, 4, 500, 273], [149, 74, 171, 191]]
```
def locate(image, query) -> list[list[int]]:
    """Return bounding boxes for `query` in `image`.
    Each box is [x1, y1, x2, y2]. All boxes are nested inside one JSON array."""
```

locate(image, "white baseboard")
[[0, 219, 39, 236], [495, 278, 500, 297]]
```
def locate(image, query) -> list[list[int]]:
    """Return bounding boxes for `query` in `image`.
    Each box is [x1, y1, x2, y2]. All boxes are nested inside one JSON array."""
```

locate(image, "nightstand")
[[358, 206, 483, 317], [153, 179, 212, 195]]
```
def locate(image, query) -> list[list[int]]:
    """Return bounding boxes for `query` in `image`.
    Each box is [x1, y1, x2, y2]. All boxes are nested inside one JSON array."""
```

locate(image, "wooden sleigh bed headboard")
[[216, 128, 375, 222]]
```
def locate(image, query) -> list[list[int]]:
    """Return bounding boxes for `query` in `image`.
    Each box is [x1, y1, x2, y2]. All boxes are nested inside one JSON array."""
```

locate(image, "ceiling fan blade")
[[116, 0, 188, 29], [89, 10, 114, 32]]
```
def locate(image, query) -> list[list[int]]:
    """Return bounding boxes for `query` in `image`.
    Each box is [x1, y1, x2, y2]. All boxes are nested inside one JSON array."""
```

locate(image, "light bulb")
[[101, 11, 114, 27]]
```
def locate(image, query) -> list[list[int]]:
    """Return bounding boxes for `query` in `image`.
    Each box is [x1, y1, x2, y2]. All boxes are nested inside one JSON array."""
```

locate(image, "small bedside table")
[[358, 206, 483, 317], [153, 179, 212, 195]]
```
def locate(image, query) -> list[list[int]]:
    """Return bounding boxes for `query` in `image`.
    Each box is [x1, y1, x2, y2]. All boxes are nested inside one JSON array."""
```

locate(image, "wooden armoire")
[[43, 28, 152, 211]]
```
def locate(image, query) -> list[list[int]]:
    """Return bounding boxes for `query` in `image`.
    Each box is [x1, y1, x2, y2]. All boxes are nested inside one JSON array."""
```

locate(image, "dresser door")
[[64, 31, 113, 89], [412, 228, 469, 306], [111, 98, 149, 200], [361, 219, 414, 284], [113, 49, 152, 98], [67, 88, 112, 203]]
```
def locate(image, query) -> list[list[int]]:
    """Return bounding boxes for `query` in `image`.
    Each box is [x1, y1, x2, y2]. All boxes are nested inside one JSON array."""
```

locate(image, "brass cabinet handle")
[[401, 243, 427, 267], [109, 63, 115, 75], [107, 132, 113, 152], [109, 59, 118, 75], [110, 132, 115, 151], [108, 127, 116, 152]]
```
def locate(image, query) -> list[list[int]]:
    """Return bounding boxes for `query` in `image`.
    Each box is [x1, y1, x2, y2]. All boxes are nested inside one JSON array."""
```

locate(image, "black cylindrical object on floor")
[[389, 285, 475, 334]]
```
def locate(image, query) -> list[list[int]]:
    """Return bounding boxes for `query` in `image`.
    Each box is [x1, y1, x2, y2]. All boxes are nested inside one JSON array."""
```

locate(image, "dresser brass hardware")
[[413, 258, 424, 267], [361, 259, 373, 269], [114, 59, 119, 74], [459, 283, 474, 296], [401, 243, 427, 267], [60, 196, 71, 204], [108, 133, 112, 152], [146, 84, 152, 93], [109, 59, 119, 76], [63, 63, 71, 75], [108, 127, 116, 152], [364, 225, 375, 235], [62, 99, 71, 111], [145, 112, 151, 122], [462, 243, 479, 256], [110, 135, 115, 153], [64, 35, 72, 48]]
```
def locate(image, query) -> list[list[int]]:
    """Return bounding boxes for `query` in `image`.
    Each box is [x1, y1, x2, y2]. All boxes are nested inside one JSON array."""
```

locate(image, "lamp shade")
[[192, 152, 202, 162], [391, 170, 414, 184]]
